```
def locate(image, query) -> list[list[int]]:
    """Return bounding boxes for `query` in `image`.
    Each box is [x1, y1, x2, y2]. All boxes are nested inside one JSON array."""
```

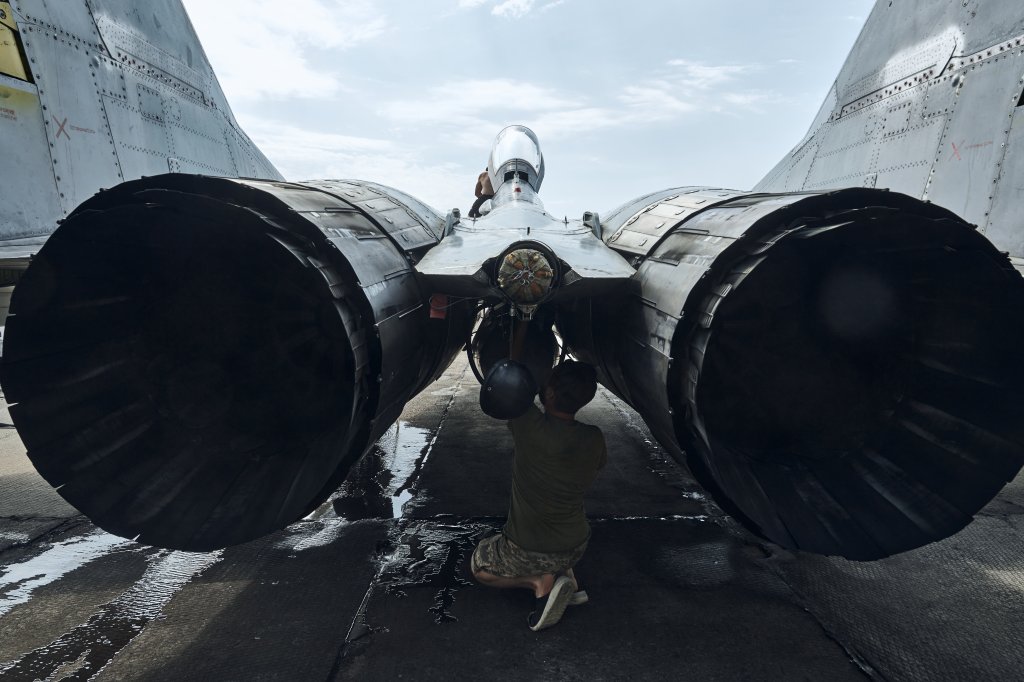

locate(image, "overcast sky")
[[180, 0, 876, 218]]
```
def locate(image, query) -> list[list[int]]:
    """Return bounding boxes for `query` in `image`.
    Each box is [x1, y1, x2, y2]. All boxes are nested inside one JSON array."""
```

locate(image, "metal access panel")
[[16, 0, 102, 43], [224, 126, 267, 178], [103, 94, 170, 181], [20, 21, 122, 215], [805, 134, 875, 189], [873, 115, 945, 195], [775, 143, 817, 192], [163, 96, 235, 176], [0, 75, 60, 239], [926, 54, 1023, 232], [986, 94, 1024, 255]]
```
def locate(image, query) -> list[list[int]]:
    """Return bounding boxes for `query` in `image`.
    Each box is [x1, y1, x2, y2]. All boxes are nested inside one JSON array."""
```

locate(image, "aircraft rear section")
[[0, 175, 470, 551], [562, 188, 1024, 560]]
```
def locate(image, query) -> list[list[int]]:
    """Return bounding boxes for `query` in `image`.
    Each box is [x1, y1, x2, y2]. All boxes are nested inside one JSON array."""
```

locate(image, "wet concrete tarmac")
[[1, 357, 1022, 680]]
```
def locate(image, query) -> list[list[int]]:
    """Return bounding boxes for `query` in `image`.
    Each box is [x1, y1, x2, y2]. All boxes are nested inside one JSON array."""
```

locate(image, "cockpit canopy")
[[487, 125, 545, 193]]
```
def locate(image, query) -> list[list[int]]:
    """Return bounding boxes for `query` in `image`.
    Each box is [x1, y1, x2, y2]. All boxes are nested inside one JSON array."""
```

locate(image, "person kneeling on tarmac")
[[471, 361, 607, 631]]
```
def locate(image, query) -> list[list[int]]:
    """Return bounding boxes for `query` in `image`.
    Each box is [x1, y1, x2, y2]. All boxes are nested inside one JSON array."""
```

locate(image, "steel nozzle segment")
[[1, 175, 466, 551], [675, 201, 1024, 560], [560, 187, 1024, 560]]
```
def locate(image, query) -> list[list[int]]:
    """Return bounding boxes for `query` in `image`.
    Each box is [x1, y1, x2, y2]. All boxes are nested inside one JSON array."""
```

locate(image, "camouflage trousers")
[[471, 532, 588, 578]]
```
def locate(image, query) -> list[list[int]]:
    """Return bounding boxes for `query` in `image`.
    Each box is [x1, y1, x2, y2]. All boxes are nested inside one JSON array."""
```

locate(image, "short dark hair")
[[546, 361, 597, 414]]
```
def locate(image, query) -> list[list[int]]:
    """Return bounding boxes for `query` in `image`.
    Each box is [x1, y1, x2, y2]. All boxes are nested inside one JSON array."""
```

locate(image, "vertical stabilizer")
[[757, 0, 1024, 258], [0, 0, 281, 254]]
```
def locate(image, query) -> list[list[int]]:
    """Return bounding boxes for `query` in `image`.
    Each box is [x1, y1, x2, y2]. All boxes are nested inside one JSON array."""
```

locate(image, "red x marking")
[[52, 115, 70, 140], [951, 141, 962, 161]]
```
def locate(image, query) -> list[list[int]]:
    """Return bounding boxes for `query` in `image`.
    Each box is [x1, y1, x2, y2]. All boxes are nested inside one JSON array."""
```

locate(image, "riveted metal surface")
[[304, 180, 444, 251], [758, 0, 1024, 257], [602, 188, 746, 257], [987, 94, 1024, 254], [926, 58, 1020, 231], [1, 0, 280, 251]]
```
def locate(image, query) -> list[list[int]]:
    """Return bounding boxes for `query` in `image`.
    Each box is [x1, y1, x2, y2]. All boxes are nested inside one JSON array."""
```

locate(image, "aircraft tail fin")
[[756, 0, 1024, 258], [0, 0, 280, 260]]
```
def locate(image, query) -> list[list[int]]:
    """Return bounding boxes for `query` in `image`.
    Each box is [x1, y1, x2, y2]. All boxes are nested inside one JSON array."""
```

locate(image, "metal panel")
[[163, 96, 235, 176], [138, 84, 163, 121], [602, 187, 708, 235], [882, 101, 913, 137], [16, 0, 103, 44], [985, 94, 1024, 255], [305, 180, 444, 253], [837, 27, 956, 108], [778, 143, 817, 192], [24, 22, 122, 215], [92, 10, 211, 100], [926, 55, 1022, 231], [605, 189, 745, 257], [805, 133, 875, 189], [873, 116, 945, 195], [103, 95, 170, 180], [0, 75, 60, 239]]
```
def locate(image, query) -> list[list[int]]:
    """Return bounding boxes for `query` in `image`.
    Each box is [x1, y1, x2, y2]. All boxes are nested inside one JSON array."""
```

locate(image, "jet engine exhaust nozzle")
[[0, 175, 468, 551], [563, 188, 1024, 560], [677, 198, 1024, 559]]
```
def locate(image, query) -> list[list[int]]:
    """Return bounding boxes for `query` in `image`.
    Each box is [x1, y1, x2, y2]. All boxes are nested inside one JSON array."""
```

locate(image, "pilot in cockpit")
[[469, 167, 494, 218], [469, 125, 546, 218]]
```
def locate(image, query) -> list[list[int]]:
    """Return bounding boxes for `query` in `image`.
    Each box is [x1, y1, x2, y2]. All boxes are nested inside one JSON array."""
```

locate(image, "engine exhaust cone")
[[677, 208, 1024, 560], [1, 181, 376, 550]]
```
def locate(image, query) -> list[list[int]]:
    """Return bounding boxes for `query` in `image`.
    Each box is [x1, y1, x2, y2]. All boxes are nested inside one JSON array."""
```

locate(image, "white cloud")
[[375, 58, 780, 148], [665, 59, 757, 89], [720, 91, 784, 110], [240, 117, 470, 211], [492, 0, 536, 17], [181, 0, 388, 101], [380, 78, 587, 147], [540, 0, 567, 12], [458, 0, 562, 18], [619, 83, 696, 116]]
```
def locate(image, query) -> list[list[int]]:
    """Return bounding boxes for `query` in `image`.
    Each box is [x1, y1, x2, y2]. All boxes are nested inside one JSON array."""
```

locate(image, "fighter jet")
[[3, 0, 1024, 562]]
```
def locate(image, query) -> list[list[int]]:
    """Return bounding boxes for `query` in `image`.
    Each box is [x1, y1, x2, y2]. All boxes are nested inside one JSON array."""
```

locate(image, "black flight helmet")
[[479, 360, 537, 419]]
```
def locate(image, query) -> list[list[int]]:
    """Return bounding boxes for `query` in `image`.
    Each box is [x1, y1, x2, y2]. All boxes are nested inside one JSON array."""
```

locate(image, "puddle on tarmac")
[[332, 422, 433, 522], [0, 549, 222, 680], [0, 530, 133, 617], [0, 531, 31, 546], [377, 522, 493, 624], [288, 518, 350, 553]]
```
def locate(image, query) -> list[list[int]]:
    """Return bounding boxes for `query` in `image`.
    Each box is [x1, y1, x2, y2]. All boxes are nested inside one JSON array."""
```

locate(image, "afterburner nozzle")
[[674, 201, 1024, 560], [560, 187, 1024, 560], [1, 175, 469, 551]]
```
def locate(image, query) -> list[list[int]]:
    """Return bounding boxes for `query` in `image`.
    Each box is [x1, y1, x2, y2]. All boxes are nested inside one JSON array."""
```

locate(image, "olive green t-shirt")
[[503, 403, 607, 553]]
